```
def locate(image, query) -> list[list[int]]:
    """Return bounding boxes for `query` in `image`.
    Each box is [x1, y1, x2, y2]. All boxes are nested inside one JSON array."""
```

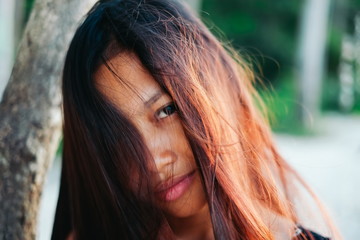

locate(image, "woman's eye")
[[157, 103, 177, 119]]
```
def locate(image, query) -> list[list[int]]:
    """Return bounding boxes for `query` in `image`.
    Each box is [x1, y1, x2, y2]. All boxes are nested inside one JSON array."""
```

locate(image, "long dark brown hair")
[[52, 0, 340, 239]]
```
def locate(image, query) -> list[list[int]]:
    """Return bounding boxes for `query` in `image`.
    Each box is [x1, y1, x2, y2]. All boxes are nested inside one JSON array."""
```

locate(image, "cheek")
[[167, 120, 196, 163], [125, 166, 141, 193], [124, 160, 156, 198]]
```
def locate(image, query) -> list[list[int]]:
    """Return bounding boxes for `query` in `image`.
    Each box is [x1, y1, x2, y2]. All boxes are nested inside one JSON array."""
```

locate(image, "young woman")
[[52, 0, 341, 239]]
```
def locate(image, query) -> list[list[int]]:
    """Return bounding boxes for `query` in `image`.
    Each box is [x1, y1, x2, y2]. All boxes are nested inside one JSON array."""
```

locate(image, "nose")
[[153, 150, 177, 178], [141, 126, 177, 178]]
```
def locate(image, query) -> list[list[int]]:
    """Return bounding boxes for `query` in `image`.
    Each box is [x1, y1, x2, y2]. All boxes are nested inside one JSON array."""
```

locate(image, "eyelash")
[[156, 102, 177, 120]]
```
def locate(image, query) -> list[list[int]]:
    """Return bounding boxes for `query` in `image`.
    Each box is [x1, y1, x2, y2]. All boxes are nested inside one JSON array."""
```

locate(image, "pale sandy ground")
[[37, 113, 360, 240], [275, 113, 360, 240]]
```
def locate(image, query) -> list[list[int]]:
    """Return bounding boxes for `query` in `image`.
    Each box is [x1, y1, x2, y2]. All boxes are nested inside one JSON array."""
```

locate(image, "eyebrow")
[[143, 91, 164, 108]]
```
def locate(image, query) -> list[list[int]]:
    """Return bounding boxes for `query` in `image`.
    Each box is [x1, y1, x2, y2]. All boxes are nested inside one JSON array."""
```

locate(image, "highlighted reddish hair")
[[53, 0, 341, 239]]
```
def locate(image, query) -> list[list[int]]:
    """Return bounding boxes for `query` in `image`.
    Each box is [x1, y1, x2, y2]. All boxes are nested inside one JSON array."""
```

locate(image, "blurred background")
[[1, 0, 359, 239]]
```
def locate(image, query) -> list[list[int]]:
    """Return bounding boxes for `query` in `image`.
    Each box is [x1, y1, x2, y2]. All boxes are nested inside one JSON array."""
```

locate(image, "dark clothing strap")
[[293, 226, 330, 240]]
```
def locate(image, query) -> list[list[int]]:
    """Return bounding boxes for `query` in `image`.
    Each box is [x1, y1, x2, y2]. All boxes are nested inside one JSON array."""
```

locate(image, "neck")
[[165, 204, 214, 240]]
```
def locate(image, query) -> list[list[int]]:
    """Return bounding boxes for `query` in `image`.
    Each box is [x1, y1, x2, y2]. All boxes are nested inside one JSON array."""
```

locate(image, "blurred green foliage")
[[201, 0, 360, 133], [23, 0, 360, 133], [201, 0, 301, 84], [201, 0, 304, 133], [24, 0, 36, 24]]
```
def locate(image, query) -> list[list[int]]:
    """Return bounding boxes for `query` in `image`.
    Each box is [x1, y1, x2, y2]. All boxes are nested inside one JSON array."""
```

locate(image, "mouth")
[[155, 170, 196, 202]]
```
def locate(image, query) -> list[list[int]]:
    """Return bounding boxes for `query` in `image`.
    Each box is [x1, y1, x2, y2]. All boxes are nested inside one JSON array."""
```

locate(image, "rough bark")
[[0, 0, 96, 239]]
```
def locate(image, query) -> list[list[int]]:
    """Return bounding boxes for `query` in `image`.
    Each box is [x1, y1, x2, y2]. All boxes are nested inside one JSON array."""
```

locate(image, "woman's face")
[[94, 52, 208, 219]]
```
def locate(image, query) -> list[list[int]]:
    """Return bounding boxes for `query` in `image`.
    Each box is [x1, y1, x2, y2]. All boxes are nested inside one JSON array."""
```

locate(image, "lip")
[[155, 170, 196, 202]]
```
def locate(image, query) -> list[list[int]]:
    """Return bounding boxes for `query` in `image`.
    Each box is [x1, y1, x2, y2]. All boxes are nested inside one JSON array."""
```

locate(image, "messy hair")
[[52, 0, 340, 239]]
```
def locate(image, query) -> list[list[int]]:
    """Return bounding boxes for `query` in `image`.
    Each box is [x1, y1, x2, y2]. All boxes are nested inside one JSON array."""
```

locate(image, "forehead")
[[94, 52, 162, 115]]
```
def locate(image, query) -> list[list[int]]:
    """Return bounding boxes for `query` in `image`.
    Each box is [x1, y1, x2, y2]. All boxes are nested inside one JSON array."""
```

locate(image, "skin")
[[94, 52, 214, 239], [65, 51, 296, 240]]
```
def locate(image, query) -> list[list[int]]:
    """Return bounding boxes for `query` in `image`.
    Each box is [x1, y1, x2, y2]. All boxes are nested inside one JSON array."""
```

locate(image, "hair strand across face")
[[53, 1, 342, 239]]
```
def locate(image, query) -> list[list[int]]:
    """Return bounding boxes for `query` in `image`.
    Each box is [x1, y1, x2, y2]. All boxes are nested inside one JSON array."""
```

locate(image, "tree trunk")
[[0, 0, 96, 239], [296, 0, 331, 130]]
